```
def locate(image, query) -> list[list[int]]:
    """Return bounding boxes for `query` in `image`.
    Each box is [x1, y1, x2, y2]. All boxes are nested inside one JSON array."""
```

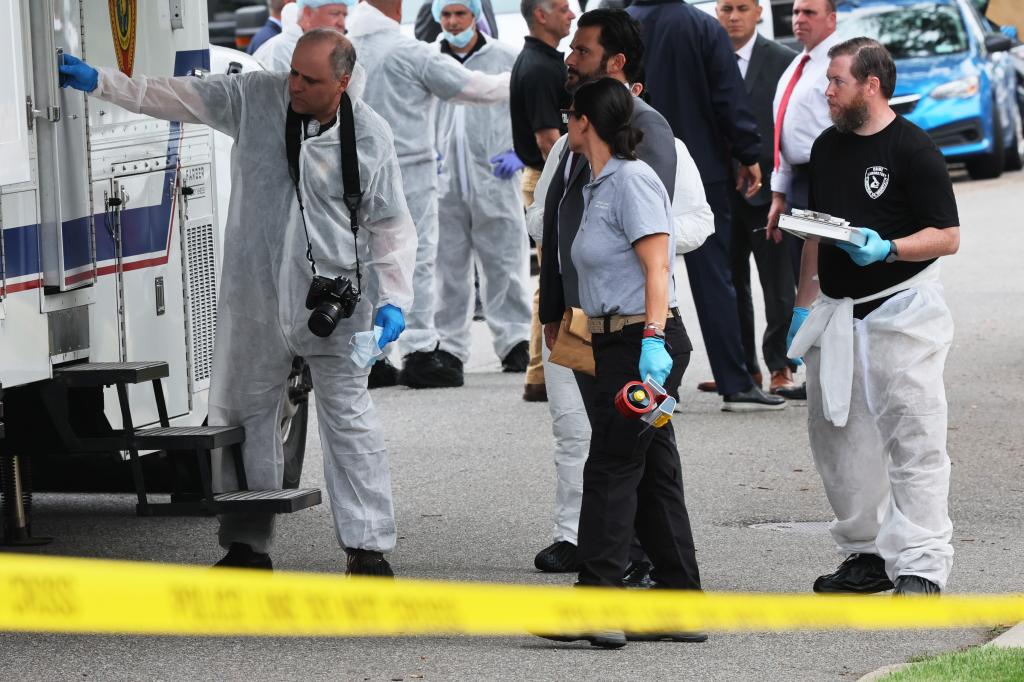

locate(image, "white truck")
[[0, 0, 317, 545]]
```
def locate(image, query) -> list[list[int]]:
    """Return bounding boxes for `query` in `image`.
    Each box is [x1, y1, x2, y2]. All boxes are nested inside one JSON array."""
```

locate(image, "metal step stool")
[[53, 362, 321, 517]]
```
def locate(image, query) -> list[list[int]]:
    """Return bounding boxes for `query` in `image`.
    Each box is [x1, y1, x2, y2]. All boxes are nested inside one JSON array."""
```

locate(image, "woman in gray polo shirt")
[[541, 78, 703, 649]]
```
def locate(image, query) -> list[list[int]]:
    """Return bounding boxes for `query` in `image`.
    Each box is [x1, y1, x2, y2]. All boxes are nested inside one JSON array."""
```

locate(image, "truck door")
[[27, 0, 97, 295]]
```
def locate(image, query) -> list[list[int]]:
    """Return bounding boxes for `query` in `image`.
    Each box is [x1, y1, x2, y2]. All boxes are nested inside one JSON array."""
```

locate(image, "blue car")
[[837, 0, 1024, 179]]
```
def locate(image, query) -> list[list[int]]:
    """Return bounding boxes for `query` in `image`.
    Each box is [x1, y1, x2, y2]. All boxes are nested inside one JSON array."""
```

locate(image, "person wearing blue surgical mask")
[[430, 0, 533, 385]]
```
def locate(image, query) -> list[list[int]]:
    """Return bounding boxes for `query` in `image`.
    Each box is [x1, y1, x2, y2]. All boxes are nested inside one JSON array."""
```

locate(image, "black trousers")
[[729, 192, 797, 374], [683, 181, 756, 396], [575, 317, 701, 589]]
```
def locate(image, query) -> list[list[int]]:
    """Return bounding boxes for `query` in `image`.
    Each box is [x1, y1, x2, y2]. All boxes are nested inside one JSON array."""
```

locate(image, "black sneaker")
[[893, 575, 941, 596], [345, 549, 395, 577], [722, 385, 786, 412], [368, 357, 399, 389], [813, 553, 894, 594], [534, 541, 578, 573], [501, 340, 530, 373], [622, 560, 655, 589], [774, 381, 807, 400], [399, 346, 464, 388], [536, 630, 627, 649], [435, 348, 464, 372], [214, 542, 272, 570]]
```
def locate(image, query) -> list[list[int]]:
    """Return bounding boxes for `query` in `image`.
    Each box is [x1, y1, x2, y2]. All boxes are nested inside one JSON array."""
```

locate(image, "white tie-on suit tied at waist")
[[788, 261, 945, 428]]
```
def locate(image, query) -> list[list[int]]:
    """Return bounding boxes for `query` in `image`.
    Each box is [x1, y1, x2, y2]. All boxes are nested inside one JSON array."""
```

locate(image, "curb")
[[858, 621, 1024, 681], [987, 621, 1024, 648]]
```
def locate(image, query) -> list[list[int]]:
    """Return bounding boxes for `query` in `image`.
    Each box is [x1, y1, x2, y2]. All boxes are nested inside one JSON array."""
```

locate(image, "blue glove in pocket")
[[787, 306, 809, 366]]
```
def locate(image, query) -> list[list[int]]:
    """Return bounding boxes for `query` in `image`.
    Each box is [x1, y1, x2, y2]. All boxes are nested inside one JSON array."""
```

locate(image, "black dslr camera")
[[305, 275, 359, 337]]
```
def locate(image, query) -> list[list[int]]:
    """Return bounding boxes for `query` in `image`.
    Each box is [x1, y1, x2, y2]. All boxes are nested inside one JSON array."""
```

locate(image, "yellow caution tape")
[[2, 553, 1023, 637]]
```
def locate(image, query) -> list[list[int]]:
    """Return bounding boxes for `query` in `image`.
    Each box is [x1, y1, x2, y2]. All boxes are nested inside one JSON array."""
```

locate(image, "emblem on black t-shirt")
[[864, 166, 890, 199]]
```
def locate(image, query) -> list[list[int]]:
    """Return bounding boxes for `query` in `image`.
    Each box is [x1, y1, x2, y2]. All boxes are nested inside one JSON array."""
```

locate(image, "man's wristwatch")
[[884, 240, 899, 263]]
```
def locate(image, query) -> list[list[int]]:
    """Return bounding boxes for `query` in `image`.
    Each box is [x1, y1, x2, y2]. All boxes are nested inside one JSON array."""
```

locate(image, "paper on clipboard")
[[779, 209, 868, 247]]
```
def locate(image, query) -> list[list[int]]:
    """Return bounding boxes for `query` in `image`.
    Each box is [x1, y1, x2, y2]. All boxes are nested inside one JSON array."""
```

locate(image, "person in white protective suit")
[[432, 0, 533, 383], [347, 0, 512, 389], [59, 31, 417, 576], [254, 0, 353, 73], [780, 38, 960, 596], [526, 10, 714, 576]]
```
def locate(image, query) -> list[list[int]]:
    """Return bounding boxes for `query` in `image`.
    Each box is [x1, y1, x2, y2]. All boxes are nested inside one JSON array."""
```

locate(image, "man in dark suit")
[[627, 0, 785, 411], [247, 0, 291, 55], [712, 0, 802, 396], [414, 0, 498, 41]]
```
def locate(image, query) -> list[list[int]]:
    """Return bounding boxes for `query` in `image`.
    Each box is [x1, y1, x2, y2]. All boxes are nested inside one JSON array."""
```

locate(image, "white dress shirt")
[[770, 31, 842, 196], [735, 33, 757, 80]]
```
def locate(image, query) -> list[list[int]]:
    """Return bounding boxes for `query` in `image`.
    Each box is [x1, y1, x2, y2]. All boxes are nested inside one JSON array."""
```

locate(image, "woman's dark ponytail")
[[572, 77, 642, 160], [611, 125, 644, 160]]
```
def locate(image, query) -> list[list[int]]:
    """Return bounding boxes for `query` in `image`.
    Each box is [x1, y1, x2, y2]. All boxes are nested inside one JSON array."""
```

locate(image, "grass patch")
[[880, 646, 1024, 681]]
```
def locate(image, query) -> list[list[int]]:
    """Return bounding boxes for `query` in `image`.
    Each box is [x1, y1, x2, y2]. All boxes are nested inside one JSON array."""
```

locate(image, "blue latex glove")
[[374, 304, 405, 348], [638, 337, 673, 387], [787, 306, 809, 366], [836, 228, 891, 267], [58, 54, 98, 92], [489, 150, 525, 180]]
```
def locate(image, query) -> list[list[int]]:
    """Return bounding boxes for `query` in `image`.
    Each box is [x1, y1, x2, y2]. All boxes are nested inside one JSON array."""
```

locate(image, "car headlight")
[[930, 75, 980, 100]]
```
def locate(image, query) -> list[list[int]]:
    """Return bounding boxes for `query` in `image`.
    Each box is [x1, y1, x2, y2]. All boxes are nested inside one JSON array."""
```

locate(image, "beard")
[[566, 57, 610, 94], [830, 92, 870, 133]]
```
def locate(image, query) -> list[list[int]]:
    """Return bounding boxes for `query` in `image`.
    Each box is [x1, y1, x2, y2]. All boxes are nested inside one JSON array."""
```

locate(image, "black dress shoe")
[[214, 542, 272, 570], [622, 560, 655, 589], [626, 631, 709, 643], [501, 340, 530, 373], [399, 346, 464, 388], [534, 541, 578, 572], [774, 381, 807, 400], [536, 630, 627, 649], [345, 549, 395, 577], [893, 575, 941, 596], [722, 385, 786, 412], [813, 553, 894, 594], [368, 357, 400, 388]]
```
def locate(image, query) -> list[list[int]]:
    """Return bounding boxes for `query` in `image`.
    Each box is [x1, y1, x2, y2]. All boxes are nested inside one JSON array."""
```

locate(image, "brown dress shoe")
[[523, 383, 548, 402], [698, 372, 762, 393], [769, 367, 797, 394]]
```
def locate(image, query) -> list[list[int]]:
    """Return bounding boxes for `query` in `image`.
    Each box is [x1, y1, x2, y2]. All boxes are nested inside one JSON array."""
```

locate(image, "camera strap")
[[286, 91, 364, 295]]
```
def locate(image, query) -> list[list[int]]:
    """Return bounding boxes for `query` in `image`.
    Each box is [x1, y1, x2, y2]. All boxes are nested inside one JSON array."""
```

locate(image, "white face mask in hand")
[[349, 326, 385, 368]]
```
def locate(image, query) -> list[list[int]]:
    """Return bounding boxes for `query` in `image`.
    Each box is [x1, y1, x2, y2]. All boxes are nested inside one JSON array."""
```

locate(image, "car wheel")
[[1005, 100, 1024, 172], [966, 103, 1005, 180], [281, 358, 312, 489]]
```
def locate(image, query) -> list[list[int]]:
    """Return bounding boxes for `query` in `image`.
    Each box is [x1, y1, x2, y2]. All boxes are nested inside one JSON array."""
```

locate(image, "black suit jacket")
[[538, 98, 677, 325], [741, 35, 798, 206], [414, 0, 498, 42], [627, 0, 760, 186]]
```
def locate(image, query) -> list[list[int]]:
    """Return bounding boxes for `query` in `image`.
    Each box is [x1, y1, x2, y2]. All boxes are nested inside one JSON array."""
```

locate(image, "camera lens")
[[308, 301, 343, 337]]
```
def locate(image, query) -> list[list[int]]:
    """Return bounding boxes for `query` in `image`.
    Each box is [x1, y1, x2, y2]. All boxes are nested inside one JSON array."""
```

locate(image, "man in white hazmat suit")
[[347, 0, 512, 389], [432, 0, 532, 383], [787, 38, 960, 596], [255, 0, 353, 73], [59, 31, 417, 576]]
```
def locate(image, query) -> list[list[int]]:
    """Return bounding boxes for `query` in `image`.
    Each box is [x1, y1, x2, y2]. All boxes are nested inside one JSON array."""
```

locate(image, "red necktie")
[[774, 54, 811, 171]]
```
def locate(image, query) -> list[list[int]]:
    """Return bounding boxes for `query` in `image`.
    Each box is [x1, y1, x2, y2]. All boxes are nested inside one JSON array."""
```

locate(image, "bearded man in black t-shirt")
[[786, 38, 961, 597]]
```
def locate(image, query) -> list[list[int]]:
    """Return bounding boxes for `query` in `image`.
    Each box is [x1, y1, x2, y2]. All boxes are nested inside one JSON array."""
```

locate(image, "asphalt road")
[[3, 168, 1022, 681]]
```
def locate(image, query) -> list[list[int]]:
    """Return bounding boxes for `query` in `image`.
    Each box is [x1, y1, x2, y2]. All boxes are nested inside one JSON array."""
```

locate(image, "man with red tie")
[[763, 0, 840, 400]]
